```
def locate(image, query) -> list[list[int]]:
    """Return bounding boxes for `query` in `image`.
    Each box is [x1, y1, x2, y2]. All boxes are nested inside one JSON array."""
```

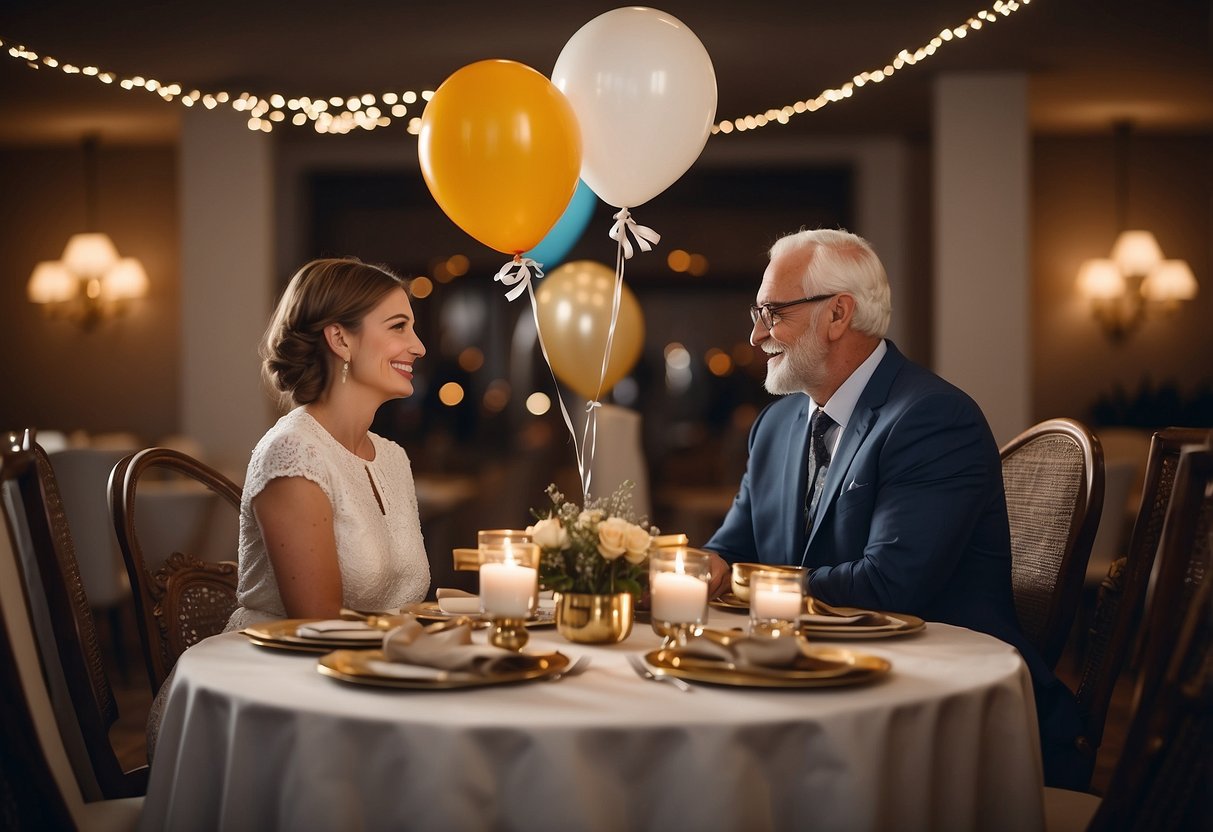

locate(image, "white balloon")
[[552, 7, 717, 210]]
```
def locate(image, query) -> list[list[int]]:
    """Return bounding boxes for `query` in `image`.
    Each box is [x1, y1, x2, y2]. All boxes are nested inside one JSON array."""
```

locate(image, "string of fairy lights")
[[1, 0, 1031, 136], [712, 0, 1030, 134]]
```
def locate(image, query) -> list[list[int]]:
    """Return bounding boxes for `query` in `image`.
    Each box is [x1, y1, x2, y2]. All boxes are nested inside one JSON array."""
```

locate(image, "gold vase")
[[554, 591, 634, 644]]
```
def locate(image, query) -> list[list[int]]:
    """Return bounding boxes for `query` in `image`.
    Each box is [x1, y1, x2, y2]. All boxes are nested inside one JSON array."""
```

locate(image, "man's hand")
[[704, 550, 732, 598]]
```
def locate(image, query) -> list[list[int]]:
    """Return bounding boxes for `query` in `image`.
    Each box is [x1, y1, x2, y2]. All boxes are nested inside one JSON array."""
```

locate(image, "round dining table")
[[138, 609, 1045, 832]]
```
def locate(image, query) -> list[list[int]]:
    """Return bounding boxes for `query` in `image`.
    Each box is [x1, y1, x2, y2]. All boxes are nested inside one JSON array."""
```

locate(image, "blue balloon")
[[525, 179, 597, 269]]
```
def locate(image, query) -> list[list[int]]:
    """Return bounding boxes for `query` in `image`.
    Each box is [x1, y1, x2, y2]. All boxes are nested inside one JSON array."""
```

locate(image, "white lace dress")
[[224, 408, 430, 630]]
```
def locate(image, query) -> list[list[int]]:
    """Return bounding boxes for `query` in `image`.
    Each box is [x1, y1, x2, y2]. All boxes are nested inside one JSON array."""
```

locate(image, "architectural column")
[[179, 109, 274, 478], [933, 73, 1030, 445]]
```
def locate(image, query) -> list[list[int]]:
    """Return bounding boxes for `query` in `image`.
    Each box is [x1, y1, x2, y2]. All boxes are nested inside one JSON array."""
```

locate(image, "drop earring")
[[341, 360, 350, 384]]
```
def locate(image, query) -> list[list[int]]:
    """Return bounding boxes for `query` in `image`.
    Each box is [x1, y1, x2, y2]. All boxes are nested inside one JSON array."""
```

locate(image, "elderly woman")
[[225, 257, 430, 630]]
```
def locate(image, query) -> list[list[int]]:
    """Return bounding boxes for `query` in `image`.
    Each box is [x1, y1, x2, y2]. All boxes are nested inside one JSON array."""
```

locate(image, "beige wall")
[[1032, 133, 1213, 425], [0, 145, 180, 442], [3, 132, 1208, 448], [934, 74, 1031, 446]]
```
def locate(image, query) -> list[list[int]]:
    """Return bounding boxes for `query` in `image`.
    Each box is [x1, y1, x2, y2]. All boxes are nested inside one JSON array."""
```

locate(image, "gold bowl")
[[730, 563, 807, 603], [553, 592, 634, 644]]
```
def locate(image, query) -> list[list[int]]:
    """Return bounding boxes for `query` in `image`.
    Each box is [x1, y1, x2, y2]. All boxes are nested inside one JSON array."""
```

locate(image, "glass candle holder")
[[748, 569, 804, 639], [477, 529, 532, 548], [478, 540, 540, 651], [649, 547, 710, 647]]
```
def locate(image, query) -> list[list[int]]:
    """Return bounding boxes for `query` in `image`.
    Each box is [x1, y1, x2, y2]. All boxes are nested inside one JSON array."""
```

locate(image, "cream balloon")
[[552, 7, 717, 209], [534, 261, 645, 400]]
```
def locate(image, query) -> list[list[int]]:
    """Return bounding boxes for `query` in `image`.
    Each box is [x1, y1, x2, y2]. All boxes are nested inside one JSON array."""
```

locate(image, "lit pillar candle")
[[479, 561, 537, 618], [651, 571, 708, 624], [751, 585, 803, 621]]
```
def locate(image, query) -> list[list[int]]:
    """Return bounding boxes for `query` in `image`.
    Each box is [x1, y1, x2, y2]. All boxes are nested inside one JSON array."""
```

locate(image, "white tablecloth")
[[139, 612, 1045, 832]]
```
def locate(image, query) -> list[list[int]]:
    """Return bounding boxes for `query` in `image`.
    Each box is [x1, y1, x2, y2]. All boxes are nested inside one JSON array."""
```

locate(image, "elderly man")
[[703, 228, 1084, 788]]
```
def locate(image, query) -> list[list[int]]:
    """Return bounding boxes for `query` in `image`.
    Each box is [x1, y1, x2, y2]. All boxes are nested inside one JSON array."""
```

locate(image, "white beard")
[[763, 331, 827, 395]]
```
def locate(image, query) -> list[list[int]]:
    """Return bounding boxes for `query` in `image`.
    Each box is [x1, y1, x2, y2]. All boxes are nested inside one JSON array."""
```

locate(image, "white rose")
[[527, 518, 569, 550], [596, 516, 629, 560], [622, 524, 652, 564]]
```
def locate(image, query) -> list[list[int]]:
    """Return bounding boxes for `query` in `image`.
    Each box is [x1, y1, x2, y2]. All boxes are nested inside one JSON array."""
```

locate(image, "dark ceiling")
[[1, 0, 1211, 144]]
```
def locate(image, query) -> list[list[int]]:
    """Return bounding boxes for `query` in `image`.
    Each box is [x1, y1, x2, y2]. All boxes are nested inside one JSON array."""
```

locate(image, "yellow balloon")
[[419, 60, 582, 255], [535, 261, 645, 400]]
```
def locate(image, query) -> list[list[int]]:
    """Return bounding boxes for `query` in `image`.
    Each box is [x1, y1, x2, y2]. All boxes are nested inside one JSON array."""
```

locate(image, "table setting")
[[168, 494, 1046, 831], [238, 502, 913, 693], [149, 601, 1045, 832]]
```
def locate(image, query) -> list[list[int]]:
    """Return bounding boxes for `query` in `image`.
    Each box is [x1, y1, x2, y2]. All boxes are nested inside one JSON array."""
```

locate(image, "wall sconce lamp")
[[26, 137, 149, 329], [1076, 232, 1198, 341], [1074, 123, 1199, 342]]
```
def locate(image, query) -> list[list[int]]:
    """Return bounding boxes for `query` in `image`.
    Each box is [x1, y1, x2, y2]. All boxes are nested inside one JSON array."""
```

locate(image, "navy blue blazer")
[[706, 341, 1085, 786], [707, 340, 1019, 639]]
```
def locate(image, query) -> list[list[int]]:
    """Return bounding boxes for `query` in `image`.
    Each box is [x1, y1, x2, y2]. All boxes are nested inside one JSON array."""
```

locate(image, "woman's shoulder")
[[246, 409, 335, 494]]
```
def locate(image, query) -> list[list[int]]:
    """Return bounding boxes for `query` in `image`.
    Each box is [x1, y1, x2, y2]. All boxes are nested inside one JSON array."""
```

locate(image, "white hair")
[[768, 228, 892, 337]]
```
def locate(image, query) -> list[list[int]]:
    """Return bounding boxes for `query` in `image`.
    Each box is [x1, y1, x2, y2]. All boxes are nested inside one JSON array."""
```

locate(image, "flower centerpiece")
[[527, 481, 656, 643]]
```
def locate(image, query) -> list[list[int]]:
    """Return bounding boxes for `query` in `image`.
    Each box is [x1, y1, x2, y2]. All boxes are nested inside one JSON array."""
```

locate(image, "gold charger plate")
[[243, 618, 393, 653], [317, 649, 569, 689], [800, 610, 926, 640], [709, 592, 749, 611], [707, 596, 926, 639], [644, 642, 890, 689], [405, 601, 557, 629]]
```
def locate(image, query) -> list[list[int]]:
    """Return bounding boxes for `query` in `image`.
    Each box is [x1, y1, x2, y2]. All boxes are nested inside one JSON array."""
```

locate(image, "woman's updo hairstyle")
[[261, 257, 405, 408]]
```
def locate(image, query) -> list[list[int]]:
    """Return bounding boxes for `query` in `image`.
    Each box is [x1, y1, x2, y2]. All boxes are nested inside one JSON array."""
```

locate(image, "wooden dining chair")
[[109, 447, 242, 696], [1093, 575, 1212, 831], [0, 482, 144, 830], [0, 599, 77, 831], [0, 429, 148, 801], [1130, 444, 1213, 711], [1069, 427, 1211, 787], [1044, 496, 1212, 831], [46, 446, 136, 679], [1000, 418, 1105, 669]]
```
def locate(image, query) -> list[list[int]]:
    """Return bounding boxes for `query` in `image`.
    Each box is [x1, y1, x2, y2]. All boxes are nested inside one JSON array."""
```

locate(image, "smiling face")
[[345, 287, 426, 401], [752, 248, 829, 396]]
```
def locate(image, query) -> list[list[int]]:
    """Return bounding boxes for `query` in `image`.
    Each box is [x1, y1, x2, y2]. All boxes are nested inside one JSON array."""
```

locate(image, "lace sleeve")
[[244, 428, 334, 504]]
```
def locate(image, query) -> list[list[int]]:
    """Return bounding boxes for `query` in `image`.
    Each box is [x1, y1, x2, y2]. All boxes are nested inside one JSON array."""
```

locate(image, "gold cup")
[[730, 562, 807, 603]]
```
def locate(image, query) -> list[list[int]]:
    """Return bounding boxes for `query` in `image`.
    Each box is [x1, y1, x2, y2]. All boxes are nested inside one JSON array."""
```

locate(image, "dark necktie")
[[805, 408, 835, 531]]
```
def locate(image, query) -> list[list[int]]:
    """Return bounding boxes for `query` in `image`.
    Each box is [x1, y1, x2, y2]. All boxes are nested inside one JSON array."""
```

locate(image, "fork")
[[626, 654, 693, 692]]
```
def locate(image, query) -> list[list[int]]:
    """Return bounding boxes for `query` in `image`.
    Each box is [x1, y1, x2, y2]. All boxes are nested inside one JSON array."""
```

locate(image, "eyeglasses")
[[749, 294, 836, 331]]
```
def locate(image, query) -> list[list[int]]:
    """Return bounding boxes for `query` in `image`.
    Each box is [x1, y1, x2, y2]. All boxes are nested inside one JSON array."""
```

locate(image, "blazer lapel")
[[805, 341, 907, 549], [783, 398, 811, 564], [807, 407, 874, 545]]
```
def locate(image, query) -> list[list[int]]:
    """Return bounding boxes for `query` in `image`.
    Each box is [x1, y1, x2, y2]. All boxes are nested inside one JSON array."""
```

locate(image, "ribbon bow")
[[608, 209, 661, 260], [494, 256, 544, 302]]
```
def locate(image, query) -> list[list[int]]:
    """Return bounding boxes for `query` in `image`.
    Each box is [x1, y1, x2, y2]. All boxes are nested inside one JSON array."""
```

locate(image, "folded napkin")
[[380, 616, 537, 676], [800, 613, 906, 629], [294, 620, 386, 642], [802, 599, 905, 629], [676, 631, 846, 672], [435, 588, 481, 614]]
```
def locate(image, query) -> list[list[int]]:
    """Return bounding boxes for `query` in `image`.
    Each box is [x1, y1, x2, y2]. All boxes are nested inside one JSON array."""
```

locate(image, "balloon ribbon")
[[493, 255, 544, 302], [608, 209, 661, 260], [580, 207, 659, 499], [497, 253, 595, 500]]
